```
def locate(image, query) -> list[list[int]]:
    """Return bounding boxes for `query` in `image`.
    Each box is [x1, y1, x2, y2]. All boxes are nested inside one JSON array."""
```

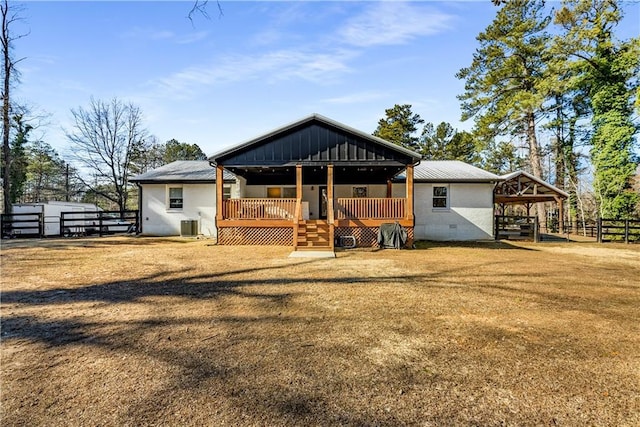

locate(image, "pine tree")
[[457, 0, 551, 177], [420, 122, 481, 165], [373, 104, 424, 151]]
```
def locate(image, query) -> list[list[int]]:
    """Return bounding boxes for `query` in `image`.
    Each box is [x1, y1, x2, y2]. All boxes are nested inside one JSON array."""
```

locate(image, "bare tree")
[[1, 0, 27, 214], [66, 97, 147, 212], [188, 0, 223, 24]]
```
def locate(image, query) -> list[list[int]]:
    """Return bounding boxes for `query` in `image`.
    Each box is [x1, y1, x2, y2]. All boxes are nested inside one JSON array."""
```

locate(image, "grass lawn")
[[1, 237, 639, 426]]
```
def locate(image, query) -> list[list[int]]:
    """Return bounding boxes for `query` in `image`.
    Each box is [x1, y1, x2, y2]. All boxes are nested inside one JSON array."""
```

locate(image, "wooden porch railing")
[[223, 198, 297, 220], [336, 198, 406, 220]]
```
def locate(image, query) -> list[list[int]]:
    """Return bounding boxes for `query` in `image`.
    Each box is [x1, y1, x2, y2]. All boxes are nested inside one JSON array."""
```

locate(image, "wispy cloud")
[[338, 2, 454, 47], [122, 27, 208, 45], [150, 48, 355, 97], [321, 91, 387, 105], [176, 31, 209, 45]]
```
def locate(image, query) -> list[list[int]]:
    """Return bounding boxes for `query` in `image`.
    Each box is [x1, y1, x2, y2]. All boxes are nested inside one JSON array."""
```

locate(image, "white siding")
[[140, 183, 218, 236], [412, 183, 494, 241]]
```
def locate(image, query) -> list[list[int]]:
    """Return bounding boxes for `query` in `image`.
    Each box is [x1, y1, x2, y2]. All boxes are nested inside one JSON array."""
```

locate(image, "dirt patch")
[[1, 237, 639, 426]]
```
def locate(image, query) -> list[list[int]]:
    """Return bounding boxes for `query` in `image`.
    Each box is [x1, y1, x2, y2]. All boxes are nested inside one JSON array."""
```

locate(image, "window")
[[267, 187, 297, 198], [168, 187, 183, 209], [433, 186, 448, 209], [267, 187, 281, 198], [282, 187, 297, 198], [352, 186, 367, 198], [223, 185, 232, 200]]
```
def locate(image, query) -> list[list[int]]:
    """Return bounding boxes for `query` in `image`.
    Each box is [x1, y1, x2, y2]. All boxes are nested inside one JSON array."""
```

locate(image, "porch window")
[[223, 184, 232, 200], [267, 187, 296, 198], [352, 186, 367, 198], [433, 186, 448, 209], [282, 187, 297, 198], [168, 187, 183, 209], [267, 187, 281, 198]]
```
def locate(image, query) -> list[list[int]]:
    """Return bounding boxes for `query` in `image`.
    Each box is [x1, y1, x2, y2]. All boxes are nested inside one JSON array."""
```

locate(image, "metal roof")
[[130, 161, 235, 183], [395, 161, 500, 182], [496, 170, 569, 203]]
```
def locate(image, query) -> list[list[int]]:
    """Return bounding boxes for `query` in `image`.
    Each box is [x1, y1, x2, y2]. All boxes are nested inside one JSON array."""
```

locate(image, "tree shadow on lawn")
[[413, 240, 538, 250], [2, 256, 638, 425], [0, 236, 197, 251]]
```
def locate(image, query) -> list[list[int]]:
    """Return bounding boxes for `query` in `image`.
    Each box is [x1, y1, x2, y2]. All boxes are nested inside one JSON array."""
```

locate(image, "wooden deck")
[[217, 197, 412, 249]]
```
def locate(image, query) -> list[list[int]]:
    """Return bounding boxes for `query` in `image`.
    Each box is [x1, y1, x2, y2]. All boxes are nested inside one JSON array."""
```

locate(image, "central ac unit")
[[180, 219, 198, 237]]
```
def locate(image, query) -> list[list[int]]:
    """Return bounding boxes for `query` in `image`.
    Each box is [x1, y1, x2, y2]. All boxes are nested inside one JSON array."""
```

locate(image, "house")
[[395, 161, 500, 241], [132, 114, 501, 247], [130, 160, 238, 237]]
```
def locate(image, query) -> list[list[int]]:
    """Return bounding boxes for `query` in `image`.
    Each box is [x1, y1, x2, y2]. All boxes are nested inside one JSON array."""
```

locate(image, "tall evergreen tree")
[[554, 0, 640, 218], [8, 113, 30, 203], [163, 139, 207, 163], [457, 0, 551, 180], [420, 122, 481, 165], [372, 104, 424, 151], [482, 140, 525, 175]]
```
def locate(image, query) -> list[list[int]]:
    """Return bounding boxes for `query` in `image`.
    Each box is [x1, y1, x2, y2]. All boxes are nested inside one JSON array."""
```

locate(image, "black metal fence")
[[60, 210, 139, 237], [1, 210, 138, 238], [495, 215, 539, 242], [1, 212, 44, 238]]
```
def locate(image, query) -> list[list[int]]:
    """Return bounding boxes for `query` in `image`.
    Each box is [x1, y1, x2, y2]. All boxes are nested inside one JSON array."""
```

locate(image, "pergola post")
[[556, 196, 564, 234]]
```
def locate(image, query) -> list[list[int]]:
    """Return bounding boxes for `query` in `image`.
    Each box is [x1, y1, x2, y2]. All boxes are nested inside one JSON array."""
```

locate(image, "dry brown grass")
[[1, 237, 639, 426]]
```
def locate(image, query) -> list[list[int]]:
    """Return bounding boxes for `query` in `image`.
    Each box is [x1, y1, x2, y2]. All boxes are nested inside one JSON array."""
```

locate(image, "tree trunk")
[[526, 111, 546, 231], [1, 1, 11, 214]]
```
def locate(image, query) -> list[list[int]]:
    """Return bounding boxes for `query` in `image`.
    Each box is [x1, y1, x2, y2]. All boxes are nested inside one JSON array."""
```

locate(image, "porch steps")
[[297, 220, 332, 250]]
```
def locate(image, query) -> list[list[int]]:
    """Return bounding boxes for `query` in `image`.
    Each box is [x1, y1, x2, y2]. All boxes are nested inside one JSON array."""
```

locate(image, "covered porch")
[[211, 114, 421, 250]]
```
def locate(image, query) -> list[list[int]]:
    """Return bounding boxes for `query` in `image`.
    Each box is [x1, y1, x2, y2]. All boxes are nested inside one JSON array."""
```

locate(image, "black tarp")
[[377, 222, 407, 249]]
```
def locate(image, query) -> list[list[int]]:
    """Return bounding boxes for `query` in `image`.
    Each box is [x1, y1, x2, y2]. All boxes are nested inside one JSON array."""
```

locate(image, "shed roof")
[[130, 161, 235, 183], [395, 161, 500, 182]]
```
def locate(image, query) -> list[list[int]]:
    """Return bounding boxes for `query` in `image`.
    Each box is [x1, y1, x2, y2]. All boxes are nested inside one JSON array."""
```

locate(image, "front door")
[[319, 186, 328, 220]]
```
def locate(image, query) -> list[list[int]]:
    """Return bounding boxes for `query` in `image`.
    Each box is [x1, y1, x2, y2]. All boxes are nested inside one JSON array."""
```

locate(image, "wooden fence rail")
[[598, 218, 640, 243], [336, 198, 406, 220]]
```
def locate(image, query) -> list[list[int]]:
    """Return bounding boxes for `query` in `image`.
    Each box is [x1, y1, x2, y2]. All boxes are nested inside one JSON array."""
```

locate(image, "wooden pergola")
[[495, 170, 569, 231]]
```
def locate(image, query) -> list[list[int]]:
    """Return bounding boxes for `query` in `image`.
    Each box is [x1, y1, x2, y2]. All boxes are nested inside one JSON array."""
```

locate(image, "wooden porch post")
[[406, 164, 414, 247], [296, 164, 303, 205], [216, 164, 224, 222], [386, 179, 392, 198], [405, 164, 414, 223], [327, 164, 335, 251], [294, 164, 302, 250]]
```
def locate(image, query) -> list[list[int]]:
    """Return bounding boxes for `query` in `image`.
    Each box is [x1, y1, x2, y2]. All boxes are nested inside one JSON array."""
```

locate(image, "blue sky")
[[13, 1, 640, 158]]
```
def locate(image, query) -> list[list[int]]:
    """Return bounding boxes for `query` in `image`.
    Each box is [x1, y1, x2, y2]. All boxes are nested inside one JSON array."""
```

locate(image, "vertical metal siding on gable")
[[218, 120, 412, 166]]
